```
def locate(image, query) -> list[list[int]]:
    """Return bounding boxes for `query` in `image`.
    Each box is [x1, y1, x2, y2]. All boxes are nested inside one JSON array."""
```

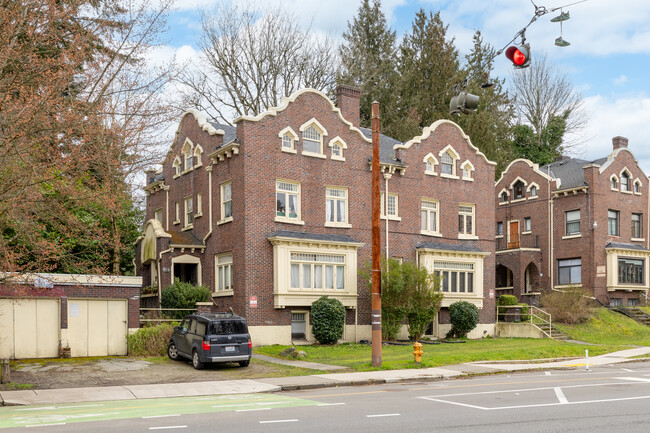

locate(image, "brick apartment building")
[[135, 86, 497, 345], [495, 136, 649, 307]]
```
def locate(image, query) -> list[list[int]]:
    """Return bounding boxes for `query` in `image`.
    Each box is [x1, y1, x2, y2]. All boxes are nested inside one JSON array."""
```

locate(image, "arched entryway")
[[524, 262, 541, 293]]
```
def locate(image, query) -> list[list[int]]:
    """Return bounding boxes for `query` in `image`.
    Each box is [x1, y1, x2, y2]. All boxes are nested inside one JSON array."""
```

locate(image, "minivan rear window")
[[211, 321, 247, 335]]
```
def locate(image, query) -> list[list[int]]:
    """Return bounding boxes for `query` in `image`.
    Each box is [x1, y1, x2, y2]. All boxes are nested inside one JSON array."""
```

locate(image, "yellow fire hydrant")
[[413, 342, 423, 365]]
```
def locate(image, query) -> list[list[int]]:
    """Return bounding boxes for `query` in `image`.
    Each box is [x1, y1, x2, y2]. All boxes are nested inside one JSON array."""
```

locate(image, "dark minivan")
[[167, 313, 252, 369]]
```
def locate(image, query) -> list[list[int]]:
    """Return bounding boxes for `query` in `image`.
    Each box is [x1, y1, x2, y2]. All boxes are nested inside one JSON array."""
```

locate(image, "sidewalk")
[[2, 347, 649, 407]]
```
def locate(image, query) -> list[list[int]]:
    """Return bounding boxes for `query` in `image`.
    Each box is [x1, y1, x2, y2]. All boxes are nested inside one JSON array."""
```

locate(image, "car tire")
[[167, 342, 180, 361], [239, 359, 250, 368], [192, 349, 205, 370]]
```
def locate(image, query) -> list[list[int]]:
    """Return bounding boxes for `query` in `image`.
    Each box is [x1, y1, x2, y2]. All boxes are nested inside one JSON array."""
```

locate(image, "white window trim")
[[193, 144, 203, 168], [219, 181, 233, 225], [438, 145, 460, 179], [299, 118, 328, 158], [610, 174, 619, 191], [380, 192, 401, 221], [154, 208, 163, 224], [171, 254, 202, 286], [275, 179, 304, 225], [498, 188, 510, 205], [461, 160, 475, 181], [423, 153, 439, 176], [633, 178, 642, 195], [181, 139, 194, 174], [278, 126, 298, 154], [172, 157, 182, 179], [496, 221, 504, 238], [174, 201, 180, 225], [523, 217, 532, 234], [458, 203, 477, 239], [527, 182, 539, 199], [183, 196, 193, 230], [214, 252, 234, 297], [324, 186, 351, 228], [420, 198, 441, 237], [195, 193, 203, 218], [328, 136, 347, 161], [565, 209, 581, 236]]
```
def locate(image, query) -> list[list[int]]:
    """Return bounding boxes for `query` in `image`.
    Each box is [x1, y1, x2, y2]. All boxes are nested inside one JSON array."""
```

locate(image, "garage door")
[[0, 298, 60, 359], [67, 299, 127, 357]]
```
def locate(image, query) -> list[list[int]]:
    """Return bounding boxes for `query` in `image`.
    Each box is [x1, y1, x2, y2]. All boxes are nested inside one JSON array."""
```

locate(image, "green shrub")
[[128, 323, 175, 356], [519, 303, 530, 322], [160, 280, 211, 319], [541, 287, 594, 324], [311, 296, 346, 344], [448, 301, 479, 338], [497, 295, 518, 321]]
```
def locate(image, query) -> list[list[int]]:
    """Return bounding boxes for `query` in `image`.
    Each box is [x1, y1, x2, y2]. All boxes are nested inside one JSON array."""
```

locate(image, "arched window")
[[278, 127, 298, 153], [621, 171, 630, 191], [299, 119, 327, 157], [328, 137, 347, 161], [513, 180, 525, 199], [441, 152, 454, 175]]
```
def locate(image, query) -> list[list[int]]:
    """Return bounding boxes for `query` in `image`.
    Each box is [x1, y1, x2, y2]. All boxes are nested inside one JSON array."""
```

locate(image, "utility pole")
[[371, 101, 382, 367]]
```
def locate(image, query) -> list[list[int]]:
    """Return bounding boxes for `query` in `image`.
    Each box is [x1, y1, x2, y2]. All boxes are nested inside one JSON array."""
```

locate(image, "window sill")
[[420, 230, 442, 237], [217, 217, 233, 225], [458, 234, 478, 240], [634, 192, 642, 196], [555, 284, 583, 289], [213, 290, 234, 297], [194, 213, 203, 218], [527, 196, 538, 200], [173, 174, 180, 179], [498, 201, 509, 206], [281, 147, 297, 154], [173, 220, 180, 225], [275, 217, 305, 225], [621, 190, 633, 195], [325, 222, 352, 228], [495, 235, 504, 239], [425, 171, 438, 176], [380, 216, 402, 221], [194, 162, 202, 169], [610, 187, 619, 192], [562, 234, 581, 240], [631, 238, 645, 242], [181, 168, 193, 175], [510, 198, 526, 203], [440, 173, 459, 180], [462, 177, 474, 182], [522, 231, 532, 235], [331, 156, 345, 161], [182, 224, 193, 231], [302, 151, 326, 159]]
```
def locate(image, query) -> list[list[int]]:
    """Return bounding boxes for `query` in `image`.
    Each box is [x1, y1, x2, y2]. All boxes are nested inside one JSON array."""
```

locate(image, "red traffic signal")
[[505, 44, 531, 68]]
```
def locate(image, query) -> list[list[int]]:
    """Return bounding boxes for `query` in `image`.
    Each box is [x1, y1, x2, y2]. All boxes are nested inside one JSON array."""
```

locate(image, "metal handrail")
[[496, 305, 553, 338]]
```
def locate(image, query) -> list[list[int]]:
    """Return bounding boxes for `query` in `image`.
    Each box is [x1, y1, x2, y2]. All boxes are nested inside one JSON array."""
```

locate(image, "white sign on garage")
[[66, 299, 128, 357], [0, 298, 60, 359]]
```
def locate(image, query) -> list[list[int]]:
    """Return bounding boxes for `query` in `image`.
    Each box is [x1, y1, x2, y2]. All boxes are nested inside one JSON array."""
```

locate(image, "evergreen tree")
[[455, 31, 515, 177], [394, 9, 459, 140], [511, 114, 567, 166], [338, 0, 399, 131]]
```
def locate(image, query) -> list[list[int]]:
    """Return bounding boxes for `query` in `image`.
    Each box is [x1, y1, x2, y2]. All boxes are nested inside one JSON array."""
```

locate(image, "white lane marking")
[[25, 424, 66, 428], [317, 402, 346, 407], [419, 381, 640, 398], [366, 413, 401, 418], [143, 415, 181, 419], [236, 408, 271, 412], [17, 404, 105, 411], [149, 427, 187, 430], [620, 377, 650, 383], [422, 395, 650, 411], [259, 419, 299, 424], [554, 387, 568, 404], [545, 371, 552, 376], [621, 368, 634, 372]]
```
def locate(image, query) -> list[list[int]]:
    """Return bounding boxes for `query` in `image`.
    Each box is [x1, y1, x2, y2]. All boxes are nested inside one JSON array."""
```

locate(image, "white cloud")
[[613, 75, 628, 86]]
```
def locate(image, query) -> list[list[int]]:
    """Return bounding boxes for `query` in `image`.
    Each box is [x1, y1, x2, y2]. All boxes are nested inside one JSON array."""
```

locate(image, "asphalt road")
[[3, 362, 650, 432]]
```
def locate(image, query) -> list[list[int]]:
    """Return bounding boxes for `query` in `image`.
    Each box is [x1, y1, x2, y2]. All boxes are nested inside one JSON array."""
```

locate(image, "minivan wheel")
[[192, 350, 205, 370], [239, 359, 250, 368], [167, 342, 179, 361]]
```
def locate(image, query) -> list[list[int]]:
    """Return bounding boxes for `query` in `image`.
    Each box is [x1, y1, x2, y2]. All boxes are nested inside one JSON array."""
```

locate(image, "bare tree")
[[509, 53, 588, 153], [177, 4, 339, 124]]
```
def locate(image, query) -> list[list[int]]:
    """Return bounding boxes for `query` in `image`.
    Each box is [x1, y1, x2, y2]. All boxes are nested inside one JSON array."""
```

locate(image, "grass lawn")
[[555, 308, 650, 346], [255, 339, 625, 371]]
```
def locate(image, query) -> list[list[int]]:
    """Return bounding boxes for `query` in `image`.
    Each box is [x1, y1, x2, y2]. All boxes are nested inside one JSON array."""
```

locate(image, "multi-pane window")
[[184, 196, 193, 227], [420, 199, 439, 234], [440, 151, 454, 175], [154, 209, 163, 223], [458, 204, 475, 236], [530, 185, 538, 197], [558, 258, 581, 285], [500, 191, 508, 202], [332, 143, 341, 157], [183, 146, 193, 171], [173, 158, 181, 177], [290, 253, 345, 290], [608, 210, 619, 236], [632, 213, 642, 238], [463, 165, 472, 179], [565, 210, 580, 235], [276, 181, 300, 220], [221, 182, 232, 220], [619, 258, 644, 284], [282, 134, 293, 149], [621, 172, 630, 191], [524, 217, 531, 232], [497, 222, 503, 236], [326, 187, 347, 224], [435, 261, 474, 293], [215, 253, 233, 292], [513, 181, 525, 199], [302, 125, 321, 154], [380, 192, 399, 219], [425, 159, 434, 172]]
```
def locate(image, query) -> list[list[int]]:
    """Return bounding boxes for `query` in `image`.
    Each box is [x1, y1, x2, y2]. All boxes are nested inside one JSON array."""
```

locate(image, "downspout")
[[165, 187, 169, 232], [548, 167, 554, 289], [384, 171, 392, 258], [203, 166, 213, 244]]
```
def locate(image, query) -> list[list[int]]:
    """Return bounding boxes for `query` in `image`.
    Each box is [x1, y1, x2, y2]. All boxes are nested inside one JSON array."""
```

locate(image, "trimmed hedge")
[[160, 281, 211, 319], [448, 301, 479, 338], [127, 323, 175, 356], [311, 296, 345, 345]]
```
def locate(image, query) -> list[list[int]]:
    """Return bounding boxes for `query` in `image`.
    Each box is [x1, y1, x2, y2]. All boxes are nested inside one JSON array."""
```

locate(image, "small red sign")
[[489, 289, 495, 299], [250, 296, 257, 308]]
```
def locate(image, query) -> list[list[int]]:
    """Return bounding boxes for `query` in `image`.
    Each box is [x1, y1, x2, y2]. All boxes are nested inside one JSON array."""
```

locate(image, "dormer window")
[[461, 160, 474, 181], [328, 137, 347, 161], [530, 185, 538, 197], [423, 153, 438, 175], [621, 171, 630, 191], [173, 157, 182, 177], [299, 119, 327, 157], [610, 175, 619, 190], [283, 134, 292, 149], [634, 179, 642, 194], [500, 191, 508, 202], [278, 127, 298, 154], [182, 141, 193, 172], [193, 144, 203, 168]]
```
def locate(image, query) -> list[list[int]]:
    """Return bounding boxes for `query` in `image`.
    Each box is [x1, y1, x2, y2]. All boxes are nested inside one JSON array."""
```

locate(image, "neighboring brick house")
[[135, 86, 497, 345], [495, 137, 649, 306]]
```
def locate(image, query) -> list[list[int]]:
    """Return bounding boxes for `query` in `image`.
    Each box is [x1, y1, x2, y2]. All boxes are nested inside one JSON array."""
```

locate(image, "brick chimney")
[[336, 84, 361, 126], [612, 136, 629, 151]]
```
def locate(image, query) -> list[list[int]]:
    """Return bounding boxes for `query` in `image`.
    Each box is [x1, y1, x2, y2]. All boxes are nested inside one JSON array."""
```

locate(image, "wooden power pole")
[[371, 101, 382, 367]]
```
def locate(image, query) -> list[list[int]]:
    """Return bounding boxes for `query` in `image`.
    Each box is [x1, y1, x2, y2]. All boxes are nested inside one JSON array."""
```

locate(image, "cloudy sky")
[[161, 0, 650, 173]]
